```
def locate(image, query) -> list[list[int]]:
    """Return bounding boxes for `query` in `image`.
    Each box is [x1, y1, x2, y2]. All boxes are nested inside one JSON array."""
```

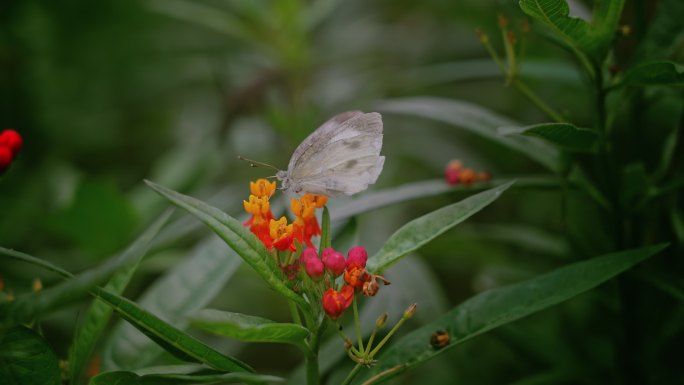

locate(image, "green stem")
[[352, 296, 364, 352], [368, 316, 408, 359], [341, 364, 363, 385], [305, 352, 320, 385], [289, 301, 302, 325], [513, 79, 565, 123], [364, 328, 378, 355]]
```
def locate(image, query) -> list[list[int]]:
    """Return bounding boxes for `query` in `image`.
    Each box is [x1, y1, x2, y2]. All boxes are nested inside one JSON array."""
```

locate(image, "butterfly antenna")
[[237, 155, 279, 171]]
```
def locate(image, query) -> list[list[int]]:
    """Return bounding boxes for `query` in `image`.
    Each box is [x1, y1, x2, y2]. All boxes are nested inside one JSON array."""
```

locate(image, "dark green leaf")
[[367, 182, 513, 274], [633, 0, 684, 61], [90, 370, 283, 385], [0, 326, 61, 385], [144, 180, 308, 310], [0, 212, 171, 328], [189, 309, 309, 349], [519, 0, 624, 63], [375, 97, 560, 171], [69, 211, 174, 384], [360, 244, 668, 383], [0, 248, 252, 373], [623, 61, 684, 86], [104, 236, 242, 370], [92, 287, 254, 372], [499, 123, 599, 152]]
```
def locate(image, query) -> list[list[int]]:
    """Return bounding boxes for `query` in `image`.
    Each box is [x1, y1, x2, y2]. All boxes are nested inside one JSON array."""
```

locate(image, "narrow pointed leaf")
[[375, 97, 560, 171], [499, 123, 599, 152], [189, 309, 309, 349], [0, 211, 171, 328], [0, 248, 253, 373], [69, 212, 173, 384], [360, 244, 668, 383], [367, 182, 514, 274], [0, 326, 61, 385], [144, 180, 307, 309], [90, 370, 283, 385], [104, 235, 242, 370]]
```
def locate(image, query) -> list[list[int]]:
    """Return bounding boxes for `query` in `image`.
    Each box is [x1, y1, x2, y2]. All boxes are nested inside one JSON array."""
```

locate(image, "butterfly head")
[[276, 170, 304, 194]]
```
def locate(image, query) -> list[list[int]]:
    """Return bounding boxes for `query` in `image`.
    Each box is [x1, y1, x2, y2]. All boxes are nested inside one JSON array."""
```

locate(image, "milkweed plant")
[[0, 0, 680, 384]]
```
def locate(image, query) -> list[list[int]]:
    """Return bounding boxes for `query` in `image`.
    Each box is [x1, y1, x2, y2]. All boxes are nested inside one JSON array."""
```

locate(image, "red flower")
[[0, 129, 22, 157], [322, 285, 354, 319], [0, 147, 12, 171], [344, 266, 370, 290]]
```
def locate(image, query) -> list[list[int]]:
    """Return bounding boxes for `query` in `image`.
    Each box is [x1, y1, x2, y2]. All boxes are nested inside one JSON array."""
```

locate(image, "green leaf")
[[519, 0, 624, 63], [144, 180, 308, 309], [92, 287, 253, 372], [90, 370, 283, 385], [189, 309, 309, 349], [375, 97, 560, 172], [367, 182, 514, 274], [622, 61, 684, 86], [104, 236, 242, 370], [331, 177, 561, 223], [360, 244, 668, 383], [69, 211, 174, 385], [0, 211, 171, 328], [0, 248, 253, 373], [0, 326, 61, 385], [499, 123, 599, 152]]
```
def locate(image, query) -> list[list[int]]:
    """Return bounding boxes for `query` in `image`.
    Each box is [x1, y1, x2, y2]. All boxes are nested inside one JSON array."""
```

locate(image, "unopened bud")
[[522, 18, 530, 33], [344, 338, 353, 350], [403, 303, 417, 319], [476, 29, 489, 44], [376, 312, 388, 328], [619, 25, 631, 37], [32, 278, 43, 292], [497, 14, 508, 28], [506, 30, 517, 45]]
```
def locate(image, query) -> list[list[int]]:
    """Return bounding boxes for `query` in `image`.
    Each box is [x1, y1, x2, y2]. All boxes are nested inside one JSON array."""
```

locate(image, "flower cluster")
[[444, 159, 491, 185], [308, 246, 389, 319], [243, 179, 388, 320], [244, 178, 327, 252], [0, 129, 22, 174]]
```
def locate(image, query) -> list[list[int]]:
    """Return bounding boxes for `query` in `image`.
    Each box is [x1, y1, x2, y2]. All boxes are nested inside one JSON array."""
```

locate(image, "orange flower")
[[344, 265, 370, 290], [270, 217, 295, 251], [250, 178, 276, 198], [291, 194, 327, 248], [322, 285, 354, 319], [244, 194, 274, 248]]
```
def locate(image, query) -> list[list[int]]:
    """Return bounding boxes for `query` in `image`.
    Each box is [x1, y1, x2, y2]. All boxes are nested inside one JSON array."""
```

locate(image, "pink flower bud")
[[300, 248, 318, 266], [304, 256, 324, 279], [323, 251, 346, 277], [346, 246, 368, 269]]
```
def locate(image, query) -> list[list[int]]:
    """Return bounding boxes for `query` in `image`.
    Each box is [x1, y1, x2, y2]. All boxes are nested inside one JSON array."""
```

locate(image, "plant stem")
[[305, 352, 320, 385], [352, 296, 364, 352], [289, 300, 302, 325], [341, 364, 363, 385], [513, 79, 565, 123], [368, 316, 407, 358]]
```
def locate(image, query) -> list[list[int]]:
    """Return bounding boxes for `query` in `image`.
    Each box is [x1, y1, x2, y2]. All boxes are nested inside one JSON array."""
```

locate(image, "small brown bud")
[[344, 338, 353, 350], [476, 29, 489, 44], [619, 25, 631, 37], [403, 303, 417, 319], [506, 30, 517, 45], [376, 312, 389, 328], [498, 14, 509, 28], [363, 280, 380, 297], [32, 278, 43, 292]]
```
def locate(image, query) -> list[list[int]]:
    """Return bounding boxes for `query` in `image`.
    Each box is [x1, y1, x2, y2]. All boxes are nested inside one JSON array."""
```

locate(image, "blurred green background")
[[1, 0, 683, 384]]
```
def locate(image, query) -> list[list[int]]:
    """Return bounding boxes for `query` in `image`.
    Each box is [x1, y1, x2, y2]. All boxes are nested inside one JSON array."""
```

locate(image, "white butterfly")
[[275, 111, 385, 197]]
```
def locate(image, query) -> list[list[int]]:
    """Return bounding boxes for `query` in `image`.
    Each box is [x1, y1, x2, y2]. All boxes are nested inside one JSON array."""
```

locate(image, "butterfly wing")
[[286, 112, 384, 196]]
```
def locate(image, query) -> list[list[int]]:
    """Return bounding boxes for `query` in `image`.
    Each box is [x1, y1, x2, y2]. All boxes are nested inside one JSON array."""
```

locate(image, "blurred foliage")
[[1, 0, 683, 384]]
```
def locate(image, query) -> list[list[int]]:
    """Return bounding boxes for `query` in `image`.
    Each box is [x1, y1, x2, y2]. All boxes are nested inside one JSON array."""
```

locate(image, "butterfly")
[[254, 111, 384, 197]]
